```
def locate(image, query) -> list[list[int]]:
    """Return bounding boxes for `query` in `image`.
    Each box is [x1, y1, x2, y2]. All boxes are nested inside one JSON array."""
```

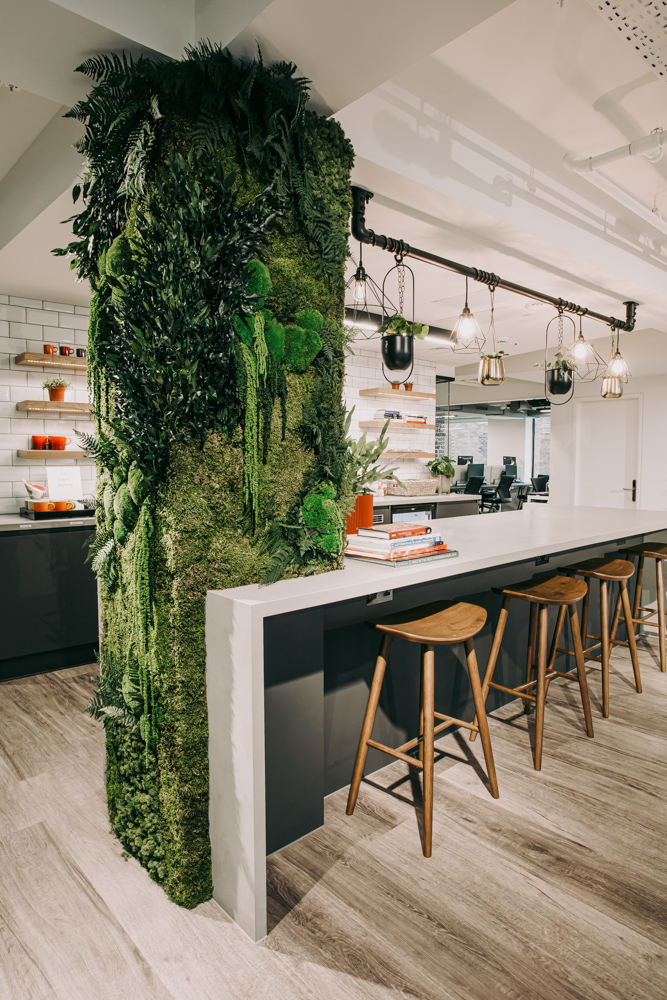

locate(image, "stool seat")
[[565, 557, 635, 581], [373, 601, 487, 645], [496, 574, 587, 606], [624, 542, 667, 560]]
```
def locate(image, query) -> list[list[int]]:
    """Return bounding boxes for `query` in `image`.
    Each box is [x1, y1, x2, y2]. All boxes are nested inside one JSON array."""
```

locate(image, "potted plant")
[[404, 381, 414, 392], [43, 376, 71, 402], [426, 456, 456, 495], [536, 352, 575, 395], [391, 380, 401, 390], [478, 350, 507, 386], [379, 314, 429, 371], [344, 411, 403, 533]]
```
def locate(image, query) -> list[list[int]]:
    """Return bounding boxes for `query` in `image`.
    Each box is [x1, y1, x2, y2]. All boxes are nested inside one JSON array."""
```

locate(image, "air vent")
[[588, 1, 667, 78]]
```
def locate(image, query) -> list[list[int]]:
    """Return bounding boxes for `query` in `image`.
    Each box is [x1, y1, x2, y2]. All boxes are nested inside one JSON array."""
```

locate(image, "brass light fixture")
[[478, 287, 506, 386], [601, 328, 631, 398]]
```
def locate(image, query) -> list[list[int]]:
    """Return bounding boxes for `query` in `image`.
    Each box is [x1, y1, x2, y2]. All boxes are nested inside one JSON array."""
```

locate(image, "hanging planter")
[[546, 367, 573, 395], [477, 289, 506, 386], [381, 333, 414, 371]]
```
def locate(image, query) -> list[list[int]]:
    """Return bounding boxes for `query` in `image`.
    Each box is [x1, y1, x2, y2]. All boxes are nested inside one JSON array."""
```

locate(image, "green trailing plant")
[[379, 314, 429, 339], [57, 44, 353, 911], [480, 350, 508, 359], [426, 456, 456, 479], [535, 351, 576, 372]]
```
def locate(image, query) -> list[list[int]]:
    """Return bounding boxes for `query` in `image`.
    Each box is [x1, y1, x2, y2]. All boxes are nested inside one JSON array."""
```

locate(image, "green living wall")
[[58, 45, 354, 907]]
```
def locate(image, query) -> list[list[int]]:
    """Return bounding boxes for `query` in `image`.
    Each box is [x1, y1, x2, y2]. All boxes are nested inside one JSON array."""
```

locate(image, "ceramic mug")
[[76, 348, 87, 358], [59, 345, 75, 356], [32, 501, 55, 512], [31, 435, 48, 450], [49, 436, 71, 450], [43, 344, 57, 355], [53, 500, 76, 511]]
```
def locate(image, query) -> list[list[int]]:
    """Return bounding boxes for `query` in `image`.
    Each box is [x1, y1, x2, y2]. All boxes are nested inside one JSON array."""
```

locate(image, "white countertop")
[[373, 493, 478, 506], [214, 505, 667, 617]]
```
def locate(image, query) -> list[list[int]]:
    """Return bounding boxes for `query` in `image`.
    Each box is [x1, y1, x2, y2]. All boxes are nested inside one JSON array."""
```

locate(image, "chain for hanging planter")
[[478, 286, 506, 386], [379, 252, 416, 380], [540, 311, 576, 404]]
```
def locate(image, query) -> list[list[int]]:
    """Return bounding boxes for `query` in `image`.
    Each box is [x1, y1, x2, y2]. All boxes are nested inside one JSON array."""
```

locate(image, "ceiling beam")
[[0, 109, 83, 252]]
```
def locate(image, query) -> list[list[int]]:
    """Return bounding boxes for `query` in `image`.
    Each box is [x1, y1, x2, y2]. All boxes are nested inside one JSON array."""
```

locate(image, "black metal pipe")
[[351, 186, 638, 332]]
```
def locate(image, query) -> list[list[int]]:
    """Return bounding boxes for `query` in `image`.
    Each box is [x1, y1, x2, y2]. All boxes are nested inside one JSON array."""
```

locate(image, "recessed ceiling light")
[[524, 299, 552, 312]]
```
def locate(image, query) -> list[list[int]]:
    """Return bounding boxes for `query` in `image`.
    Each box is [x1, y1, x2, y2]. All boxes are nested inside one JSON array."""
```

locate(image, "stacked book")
[[404, 412, 427, 424], [374, 409, 402, 421], [345, 523, 458, 567]]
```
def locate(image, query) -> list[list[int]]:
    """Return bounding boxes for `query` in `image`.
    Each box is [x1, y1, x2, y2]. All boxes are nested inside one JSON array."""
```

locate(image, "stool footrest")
[[433, 711, 478, 733], [366, 739, 424, 769], [489, 679, 537, 701]]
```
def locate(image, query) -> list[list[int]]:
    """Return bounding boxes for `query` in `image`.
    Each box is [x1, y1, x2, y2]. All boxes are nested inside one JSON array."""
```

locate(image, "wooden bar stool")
[[610, 542, 667, 672], [346, 600, 499, 858], [470, 575, 594, 770], [556, 558, 642, 717]]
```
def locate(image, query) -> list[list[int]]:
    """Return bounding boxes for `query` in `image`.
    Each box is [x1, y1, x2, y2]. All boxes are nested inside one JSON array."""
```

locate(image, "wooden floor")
[[0, 642, 666, 1000]]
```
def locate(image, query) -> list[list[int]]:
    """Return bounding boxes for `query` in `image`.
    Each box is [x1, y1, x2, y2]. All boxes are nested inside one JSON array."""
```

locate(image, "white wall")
[[343, 346, 436, 486], [550, 375, 667, 511], [0, 292, 94, 513], [486, 416, 525, 468]]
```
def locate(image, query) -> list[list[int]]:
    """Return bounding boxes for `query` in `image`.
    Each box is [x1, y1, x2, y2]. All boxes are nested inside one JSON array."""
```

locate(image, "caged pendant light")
[[452, 276, 486, 354], [601, 328, 631, 398], [565, 316, 604, 382]]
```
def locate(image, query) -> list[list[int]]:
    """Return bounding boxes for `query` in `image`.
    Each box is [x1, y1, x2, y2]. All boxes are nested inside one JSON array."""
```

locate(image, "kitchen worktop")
[[0, 512, 95, 533]]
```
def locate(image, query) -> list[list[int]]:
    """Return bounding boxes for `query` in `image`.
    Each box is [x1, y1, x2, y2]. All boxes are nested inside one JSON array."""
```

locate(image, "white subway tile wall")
[[343, 347, 436, 486], [0, 294, 94, 514]]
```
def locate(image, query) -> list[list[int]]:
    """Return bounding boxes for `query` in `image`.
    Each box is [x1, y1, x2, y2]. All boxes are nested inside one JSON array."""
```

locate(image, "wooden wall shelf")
[[359, 420, 435, 430], [359, 387, 436, 400], [381, 451, 435, 460], [17, 450, 91, 460], [14, 352, 87, 373], [16, 400, 93, 415]]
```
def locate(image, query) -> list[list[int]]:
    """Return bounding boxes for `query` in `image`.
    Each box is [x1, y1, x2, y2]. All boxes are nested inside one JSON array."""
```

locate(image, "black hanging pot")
[[547, 368, 572, 395], [381, 334, 413, 371]]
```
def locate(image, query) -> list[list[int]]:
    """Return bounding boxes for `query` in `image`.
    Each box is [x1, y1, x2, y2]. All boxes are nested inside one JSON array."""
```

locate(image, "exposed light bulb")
[[609, 351, 627, 376], [454, 306, 483, 346], [573, 338, 589, 360], [353, 264, 367, 302]]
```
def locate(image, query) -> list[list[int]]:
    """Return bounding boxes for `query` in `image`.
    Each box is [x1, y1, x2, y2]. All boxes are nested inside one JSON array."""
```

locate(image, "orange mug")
[[59, 345, 75, 356], [43, 344, 57, 355], [53, 500, 76, 511], [32, 501, 55, 512], [32, 435, 48, 450], [48, 436, 70, 450]]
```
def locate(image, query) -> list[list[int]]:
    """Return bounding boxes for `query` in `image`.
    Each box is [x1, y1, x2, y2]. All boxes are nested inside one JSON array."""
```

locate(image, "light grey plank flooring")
[[0, 640, 665, 1000]]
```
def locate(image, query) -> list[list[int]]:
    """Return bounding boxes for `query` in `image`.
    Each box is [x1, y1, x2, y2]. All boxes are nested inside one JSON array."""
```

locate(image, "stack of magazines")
[[345, 523, 458, 567]]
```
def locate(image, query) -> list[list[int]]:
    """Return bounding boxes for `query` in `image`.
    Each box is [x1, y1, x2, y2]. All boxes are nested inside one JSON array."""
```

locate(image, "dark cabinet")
[[0, 526, 98, 681]]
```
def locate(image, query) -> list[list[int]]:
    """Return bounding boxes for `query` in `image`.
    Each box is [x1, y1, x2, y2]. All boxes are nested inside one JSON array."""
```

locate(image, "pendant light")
[[566, 316, 604, 382], [452, 276, 485, 354], [601, 328, 631, 398], [353, 244, 367, 302]]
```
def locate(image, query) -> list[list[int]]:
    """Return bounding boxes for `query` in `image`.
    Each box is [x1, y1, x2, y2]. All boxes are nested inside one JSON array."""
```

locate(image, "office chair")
[[516, 485, 530, 510], [464, 476, 484, 496], [480, 474, 515, 513], [531, 476, 549, 494]]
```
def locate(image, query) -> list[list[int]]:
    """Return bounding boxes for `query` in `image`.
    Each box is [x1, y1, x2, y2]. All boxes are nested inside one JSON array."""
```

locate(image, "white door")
[[574, 397, 640, 508]]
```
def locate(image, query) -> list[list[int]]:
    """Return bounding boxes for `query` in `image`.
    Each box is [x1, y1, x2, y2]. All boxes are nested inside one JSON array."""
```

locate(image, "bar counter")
[[206, 505, 667, 940]]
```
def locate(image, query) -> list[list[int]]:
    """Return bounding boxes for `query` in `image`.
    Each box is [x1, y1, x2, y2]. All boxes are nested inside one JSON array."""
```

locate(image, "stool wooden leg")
[[656, 559, 666, 672], [421, 644, 435, 858], [568, 604, 594, 739], [581, 582, 590, 651], [547, 603, 567, 674], [465, 638, 499, 799], [524, 601, 539, 714], [534, 605, 548, 771], [347, 634, 391, 815], [600, 579, 610, 718], [609, 589, 622, 645], [632, 556, 644, 638], [470, 594, 511, 742], [418, 645, 425, 764], [619, 579, 642, 694]]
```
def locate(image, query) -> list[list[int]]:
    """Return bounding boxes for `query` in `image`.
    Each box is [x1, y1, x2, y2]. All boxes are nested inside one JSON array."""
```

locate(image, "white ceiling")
[[1, 0, 666, 380]]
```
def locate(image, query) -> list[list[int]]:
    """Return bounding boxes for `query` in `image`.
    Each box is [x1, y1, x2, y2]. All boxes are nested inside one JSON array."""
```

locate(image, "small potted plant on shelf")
[[43, 376, 70, 402], [426, 456, 456, 495], [536, 352, 576, 395], [403, 381, 414, 392], [344, 410, 403, 533], [379, 314, 429, 371], [391, 380, 401, 390], [478, 350, 507, 386]]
